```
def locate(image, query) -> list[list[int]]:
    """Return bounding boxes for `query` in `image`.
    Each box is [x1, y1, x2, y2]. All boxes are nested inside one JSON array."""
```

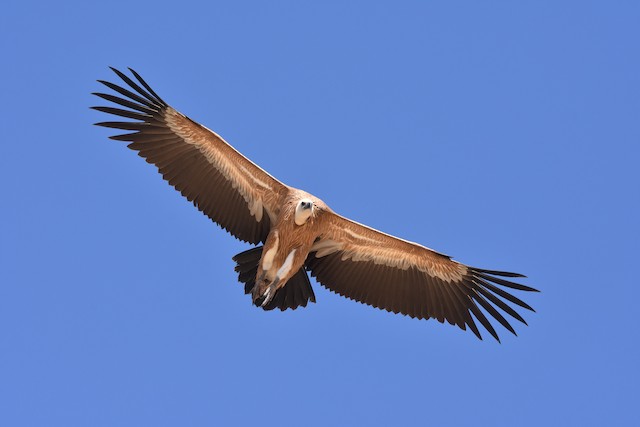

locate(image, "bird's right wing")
[[92, 68, 289, 244]]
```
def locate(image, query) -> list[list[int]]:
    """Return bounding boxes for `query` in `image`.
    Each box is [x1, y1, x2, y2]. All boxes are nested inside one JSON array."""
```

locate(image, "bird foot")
[[253, 278, 280, 308]]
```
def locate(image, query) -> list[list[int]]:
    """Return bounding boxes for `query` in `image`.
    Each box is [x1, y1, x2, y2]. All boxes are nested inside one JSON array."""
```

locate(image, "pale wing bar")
[[92, 68, 275, 244]]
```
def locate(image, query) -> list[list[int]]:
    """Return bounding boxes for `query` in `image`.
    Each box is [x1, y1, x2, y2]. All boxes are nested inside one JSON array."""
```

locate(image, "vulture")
[[93, 67, 538, 342]]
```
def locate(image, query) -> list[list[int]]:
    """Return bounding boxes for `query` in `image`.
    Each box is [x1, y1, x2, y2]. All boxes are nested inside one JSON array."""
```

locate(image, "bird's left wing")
[[93, 68, 289, 244], [307, 212, 539, 341]]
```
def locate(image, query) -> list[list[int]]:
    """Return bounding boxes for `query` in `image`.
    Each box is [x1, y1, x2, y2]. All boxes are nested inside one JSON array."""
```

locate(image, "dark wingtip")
[[472, 267, 527, 278], [109, 67, 126, 79], [109, 134, 136, 141], [127, 67, 167, 106]]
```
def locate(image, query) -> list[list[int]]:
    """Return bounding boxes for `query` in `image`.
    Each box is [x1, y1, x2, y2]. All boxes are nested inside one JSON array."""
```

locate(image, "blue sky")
[[2, 1, 639, 425]]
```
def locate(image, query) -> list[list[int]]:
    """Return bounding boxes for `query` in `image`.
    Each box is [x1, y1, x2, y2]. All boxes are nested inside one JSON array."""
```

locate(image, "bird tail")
[[232, 246, 316, 311]]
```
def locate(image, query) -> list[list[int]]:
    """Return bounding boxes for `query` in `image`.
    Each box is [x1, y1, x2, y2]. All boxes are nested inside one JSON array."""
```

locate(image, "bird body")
[[253, 191, 327, 307], [93, 68, 539, 342]]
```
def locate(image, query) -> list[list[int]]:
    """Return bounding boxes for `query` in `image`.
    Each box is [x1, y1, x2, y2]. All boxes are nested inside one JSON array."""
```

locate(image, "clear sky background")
[[2, 1, 639, 426]]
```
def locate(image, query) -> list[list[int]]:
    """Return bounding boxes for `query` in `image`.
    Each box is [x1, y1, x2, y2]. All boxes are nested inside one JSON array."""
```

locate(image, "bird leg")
[[252, 249, 297, 308], [261, 278, 280, 307], [253, 276, 280, 308]]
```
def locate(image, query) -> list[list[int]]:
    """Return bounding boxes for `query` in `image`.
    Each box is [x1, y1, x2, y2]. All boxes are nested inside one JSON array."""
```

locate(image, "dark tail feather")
[[232, 246, 263, 295], [232, 246, 316, 311]]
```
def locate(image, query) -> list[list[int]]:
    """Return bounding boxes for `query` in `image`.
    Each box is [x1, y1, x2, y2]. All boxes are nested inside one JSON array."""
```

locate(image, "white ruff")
[[295, 199, 313, 225]]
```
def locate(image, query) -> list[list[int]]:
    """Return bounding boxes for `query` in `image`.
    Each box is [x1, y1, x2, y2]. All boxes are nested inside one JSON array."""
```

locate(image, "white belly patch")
[[276, 249, 297, 279]]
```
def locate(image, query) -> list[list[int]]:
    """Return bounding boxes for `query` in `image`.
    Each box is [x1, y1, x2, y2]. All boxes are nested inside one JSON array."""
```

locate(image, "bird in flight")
[[93, 68, 538, 342]]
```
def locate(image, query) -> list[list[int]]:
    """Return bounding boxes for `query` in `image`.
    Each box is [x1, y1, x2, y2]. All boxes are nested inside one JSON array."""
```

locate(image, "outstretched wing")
[[307, 213, 538, 342], [92, 68, 289, 244]]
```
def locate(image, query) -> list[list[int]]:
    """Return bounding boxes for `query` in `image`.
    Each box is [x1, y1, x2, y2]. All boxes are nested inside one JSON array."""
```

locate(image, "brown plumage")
[[93, 67, 539, 342]]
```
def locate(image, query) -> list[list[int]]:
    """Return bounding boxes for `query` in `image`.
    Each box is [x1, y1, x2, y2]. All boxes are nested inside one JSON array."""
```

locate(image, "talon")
[[261, 287, 272, 307], [259, 278, 280, 307]]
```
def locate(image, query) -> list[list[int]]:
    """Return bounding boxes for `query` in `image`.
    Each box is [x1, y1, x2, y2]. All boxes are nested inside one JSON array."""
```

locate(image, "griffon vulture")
[[93, 68, 538, 342]]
